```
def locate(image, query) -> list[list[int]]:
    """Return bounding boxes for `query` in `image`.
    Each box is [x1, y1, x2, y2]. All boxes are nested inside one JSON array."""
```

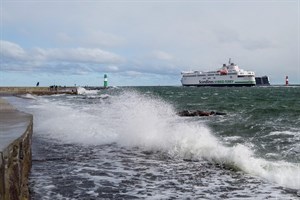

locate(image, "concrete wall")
[[0, 87, 77, 95], [0, 99, 33, 200]]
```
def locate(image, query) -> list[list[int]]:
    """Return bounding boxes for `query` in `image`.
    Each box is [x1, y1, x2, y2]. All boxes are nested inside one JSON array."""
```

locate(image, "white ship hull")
[[181, 61, 256, 87], [181, 74, 256, 86]]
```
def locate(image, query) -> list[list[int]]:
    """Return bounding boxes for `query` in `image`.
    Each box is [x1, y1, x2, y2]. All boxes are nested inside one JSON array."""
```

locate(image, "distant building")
[[255, 76, 270, 86]]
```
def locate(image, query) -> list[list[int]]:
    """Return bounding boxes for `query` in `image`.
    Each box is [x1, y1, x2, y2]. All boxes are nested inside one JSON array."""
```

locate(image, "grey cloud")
[[56, 31, 126, 48], [0, 40, 124, 74], [151, 50, 173, 61], [83, 30, 126, 48], [0, 40, 27, 61], [240, 38, 276, 50], [2, 1, 298, 84], [215, 28, 241, 44], [43, 48, 124, 64], [0, 40, 181, 76], [214, 29, 276, 51]]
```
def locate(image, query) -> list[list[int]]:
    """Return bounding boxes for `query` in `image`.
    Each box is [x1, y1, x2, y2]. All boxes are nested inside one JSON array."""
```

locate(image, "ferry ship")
[[181, 60, 256, 87]]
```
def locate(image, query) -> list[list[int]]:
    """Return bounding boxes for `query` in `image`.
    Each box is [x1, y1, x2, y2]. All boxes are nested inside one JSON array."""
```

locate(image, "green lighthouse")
[[104, 74, 108, 88]]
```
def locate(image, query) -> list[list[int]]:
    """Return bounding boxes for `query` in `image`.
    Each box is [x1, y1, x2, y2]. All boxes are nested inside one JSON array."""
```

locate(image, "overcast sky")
[[1, 0, 299, 86]]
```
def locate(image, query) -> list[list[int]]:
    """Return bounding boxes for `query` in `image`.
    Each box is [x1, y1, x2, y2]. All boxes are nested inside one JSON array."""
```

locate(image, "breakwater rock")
[[0, 99, 33, 200], [178, 110, 227, 117]]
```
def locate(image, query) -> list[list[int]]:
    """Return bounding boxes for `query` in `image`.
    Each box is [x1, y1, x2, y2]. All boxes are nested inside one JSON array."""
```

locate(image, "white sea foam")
[[269, 130, 300, 136], [30, 103, 118, 144], [77, 87, 99, 95], [27, 90, 300, 190], [223, 136, 242, 141], [19, 93, 38, 100]]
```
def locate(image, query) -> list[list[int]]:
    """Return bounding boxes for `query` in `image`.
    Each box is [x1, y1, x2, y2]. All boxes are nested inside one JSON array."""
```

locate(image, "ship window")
[[238, 75, 254, 78], [230, 76, 232, 78], [185, 75, 197, 77]]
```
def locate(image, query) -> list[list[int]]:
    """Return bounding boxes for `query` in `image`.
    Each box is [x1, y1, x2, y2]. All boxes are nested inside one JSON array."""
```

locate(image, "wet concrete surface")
[[0, 99, 32, 151]]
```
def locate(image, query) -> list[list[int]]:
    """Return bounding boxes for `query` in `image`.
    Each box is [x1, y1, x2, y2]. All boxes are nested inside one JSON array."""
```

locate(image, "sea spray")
[[9, 88, 300, 191], [77, 87, 99, 95]]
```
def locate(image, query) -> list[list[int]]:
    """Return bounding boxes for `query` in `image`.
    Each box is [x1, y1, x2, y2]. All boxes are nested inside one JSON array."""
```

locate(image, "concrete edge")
[[0, 99, 33, 200]]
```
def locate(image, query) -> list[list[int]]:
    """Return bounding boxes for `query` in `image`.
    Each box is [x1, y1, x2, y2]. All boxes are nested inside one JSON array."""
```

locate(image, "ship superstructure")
[[181, 60, 256, 87]]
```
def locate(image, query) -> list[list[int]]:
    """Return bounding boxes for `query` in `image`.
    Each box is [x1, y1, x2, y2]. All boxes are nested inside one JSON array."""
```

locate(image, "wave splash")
[[30, 90, 300, 190]]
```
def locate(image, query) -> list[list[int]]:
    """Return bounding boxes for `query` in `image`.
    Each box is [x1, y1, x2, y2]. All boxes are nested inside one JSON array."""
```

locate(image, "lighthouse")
[[285, 76, 289, 86], [104, 74, 108, 88]]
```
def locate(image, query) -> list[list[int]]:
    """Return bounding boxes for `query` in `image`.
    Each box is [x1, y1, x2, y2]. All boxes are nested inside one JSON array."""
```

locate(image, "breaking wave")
[[24, 90, 300, 190]]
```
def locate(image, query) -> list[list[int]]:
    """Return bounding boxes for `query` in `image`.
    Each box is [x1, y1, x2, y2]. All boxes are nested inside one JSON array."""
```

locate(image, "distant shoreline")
[[0, 85, 299, 97], [267, 84, 300, 87]]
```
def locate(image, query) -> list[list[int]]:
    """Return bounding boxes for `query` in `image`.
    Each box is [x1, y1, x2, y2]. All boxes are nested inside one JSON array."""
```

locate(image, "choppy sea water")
[[6, 86, 300, 199]]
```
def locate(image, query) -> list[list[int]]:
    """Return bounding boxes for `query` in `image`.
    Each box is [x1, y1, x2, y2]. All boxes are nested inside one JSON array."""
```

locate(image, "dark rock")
[[177, 110, 226, 117], [177, 110, 191, 116], [215, 112, 227, 115], [196, 111, 211, 116]]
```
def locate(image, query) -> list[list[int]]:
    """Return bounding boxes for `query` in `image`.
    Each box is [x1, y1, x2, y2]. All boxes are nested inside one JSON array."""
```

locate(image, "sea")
[[5, 86, 300, 200]]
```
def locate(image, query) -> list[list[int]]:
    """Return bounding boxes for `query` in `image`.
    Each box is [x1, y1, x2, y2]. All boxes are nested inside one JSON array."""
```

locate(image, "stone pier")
[[0, 87, 77, 96], [0, 99, 33, 200]]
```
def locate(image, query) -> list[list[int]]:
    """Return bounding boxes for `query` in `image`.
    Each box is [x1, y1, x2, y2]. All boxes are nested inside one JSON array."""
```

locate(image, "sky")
[[0, 0, 299, 86]]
